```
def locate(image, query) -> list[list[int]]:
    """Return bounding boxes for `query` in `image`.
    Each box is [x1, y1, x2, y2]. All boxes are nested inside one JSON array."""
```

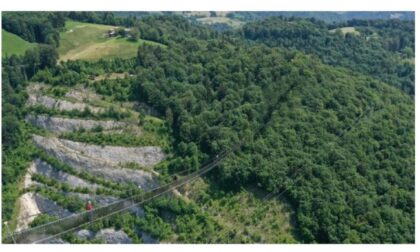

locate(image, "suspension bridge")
[[3, 149, 231, 244]]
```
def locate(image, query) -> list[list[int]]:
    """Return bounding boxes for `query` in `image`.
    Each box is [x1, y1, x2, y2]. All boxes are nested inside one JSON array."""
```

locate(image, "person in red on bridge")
[[86, 200, 93, 211], [86, 200, 94, 222]]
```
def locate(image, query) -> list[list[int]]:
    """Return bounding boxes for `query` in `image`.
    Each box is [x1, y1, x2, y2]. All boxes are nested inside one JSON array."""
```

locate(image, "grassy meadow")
[[58, 21, 163, 61], [2, 29, 37, 57]]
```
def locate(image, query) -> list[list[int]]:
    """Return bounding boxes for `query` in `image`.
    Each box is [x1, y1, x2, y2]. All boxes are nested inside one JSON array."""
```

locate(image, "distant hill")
[[242, 17, 414, 95], [113, 11, 415, 23], [140, 12, 415, 32], [2, 29, 37, 57], [228, 11, 415, 23]]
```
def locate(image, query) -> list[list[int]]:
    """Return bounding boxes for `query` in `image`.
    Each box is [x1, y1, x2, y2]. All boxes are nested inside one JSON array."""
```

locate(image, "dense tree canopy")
[[1, 13, 414, 243], [2, 12, 65, 47], [2, 55, 37, 222], [242, 17, 415, 95], [128, 16, 414, 243]]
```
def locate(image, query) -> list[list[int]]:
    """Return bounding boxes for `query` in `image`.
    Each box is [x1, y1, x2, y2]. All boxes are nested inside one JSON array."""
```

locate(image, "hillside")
[[2, 76, 171, 242], [2, 29, 37, 57], [242, 17, 415, 95], [58, 21, 163, 61], [228, 11, 415, 23], [2, 13, 415, 244], [130, 28, 414, 242]]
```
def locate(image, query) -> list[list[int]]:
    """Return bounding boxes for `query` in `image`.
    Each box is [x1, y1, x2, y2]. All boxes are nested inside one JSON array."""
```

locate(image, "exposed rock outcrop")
[[26, 114, 127, 133], [39, 238, 68, 244], [59, 138, 165, 167], [27, 94, 104, 113], [23, 162, 42, 189], [32, 135, 160, 190], [20, 83, 164, 244], [76, 229, 95, 240], [16, 192, 72, 231], [94, 228, 132, 244], [65, 89, 102, 103], [75, 228, 156, 244], [26, 83, 48, 93], [31, 158, 101, 190], [76, 228, 135, 244]]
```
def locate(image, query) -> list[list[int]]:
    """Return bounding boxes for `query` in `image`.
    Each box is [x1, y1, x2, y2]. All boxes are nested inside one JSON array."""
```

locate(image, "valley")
[[1, 11, 415, 244]]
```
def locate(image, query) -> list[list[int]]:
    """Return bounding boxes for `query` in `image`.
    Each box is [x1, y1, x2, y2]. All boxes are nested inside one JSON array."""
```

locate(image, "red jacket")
[[86, 203, 93, 211]]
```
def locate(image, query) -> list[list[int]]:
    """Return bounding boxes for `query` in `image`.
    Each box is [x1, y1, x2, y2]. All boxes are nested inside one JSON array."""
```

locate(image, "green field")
[[2, 29, 37, 57], [196, 17, 243, 28], [58, 21, 164, 61], [329, 26, 361, 35]]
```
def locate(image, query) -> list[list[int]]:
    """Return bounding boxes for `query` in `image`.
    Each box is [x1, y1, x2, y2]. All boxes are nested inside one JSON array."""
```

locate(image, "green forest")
[[2, 12, 415, 244]]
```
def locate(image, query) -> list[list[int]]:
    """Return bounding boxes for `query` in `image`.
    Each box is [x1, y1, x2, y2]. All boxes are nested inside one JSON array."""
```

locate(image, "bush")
[[30, 214, 58, 227]]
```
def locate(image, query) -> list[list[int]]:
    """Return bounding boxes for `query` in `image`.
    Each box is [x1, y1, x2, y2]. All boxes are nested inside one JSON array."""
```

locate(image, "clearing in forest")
[[329, 26, 361, 35], [58, 21, 164, 61], [196, 17, 243, 28]]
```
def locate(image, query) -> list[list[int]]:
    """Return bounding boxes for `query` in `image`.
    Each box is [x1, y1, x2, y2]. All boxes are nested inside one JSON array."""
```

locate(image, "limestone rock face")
[[75, 228, 157, 244], [94, 228, 132, 244], [26, 83, 104, 113], [59, 138, 165, 167], [32, 135, 161, 190], [23, 161, 43, 189], [32, 158, 102, 190], [27, 94, 104, 113], [65, 89, 101, 102], [20, 83, 164, 244], [16, 192, 72, 231], [39, 238, 68, 244], [26, 114, 127, 133], [76, 229, 95, 240]]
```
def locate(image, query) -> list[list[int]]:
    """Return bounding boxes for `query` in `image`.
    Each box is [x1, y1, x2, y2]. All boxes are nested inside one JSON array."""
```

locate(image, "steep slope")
[[234, 62, 414, 243], [130, 30, 414, 243], [5, 78, 170, 243], [2, 14, 414, 244], [226, 63, 414, 243], [2, 29, 37, 57]]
